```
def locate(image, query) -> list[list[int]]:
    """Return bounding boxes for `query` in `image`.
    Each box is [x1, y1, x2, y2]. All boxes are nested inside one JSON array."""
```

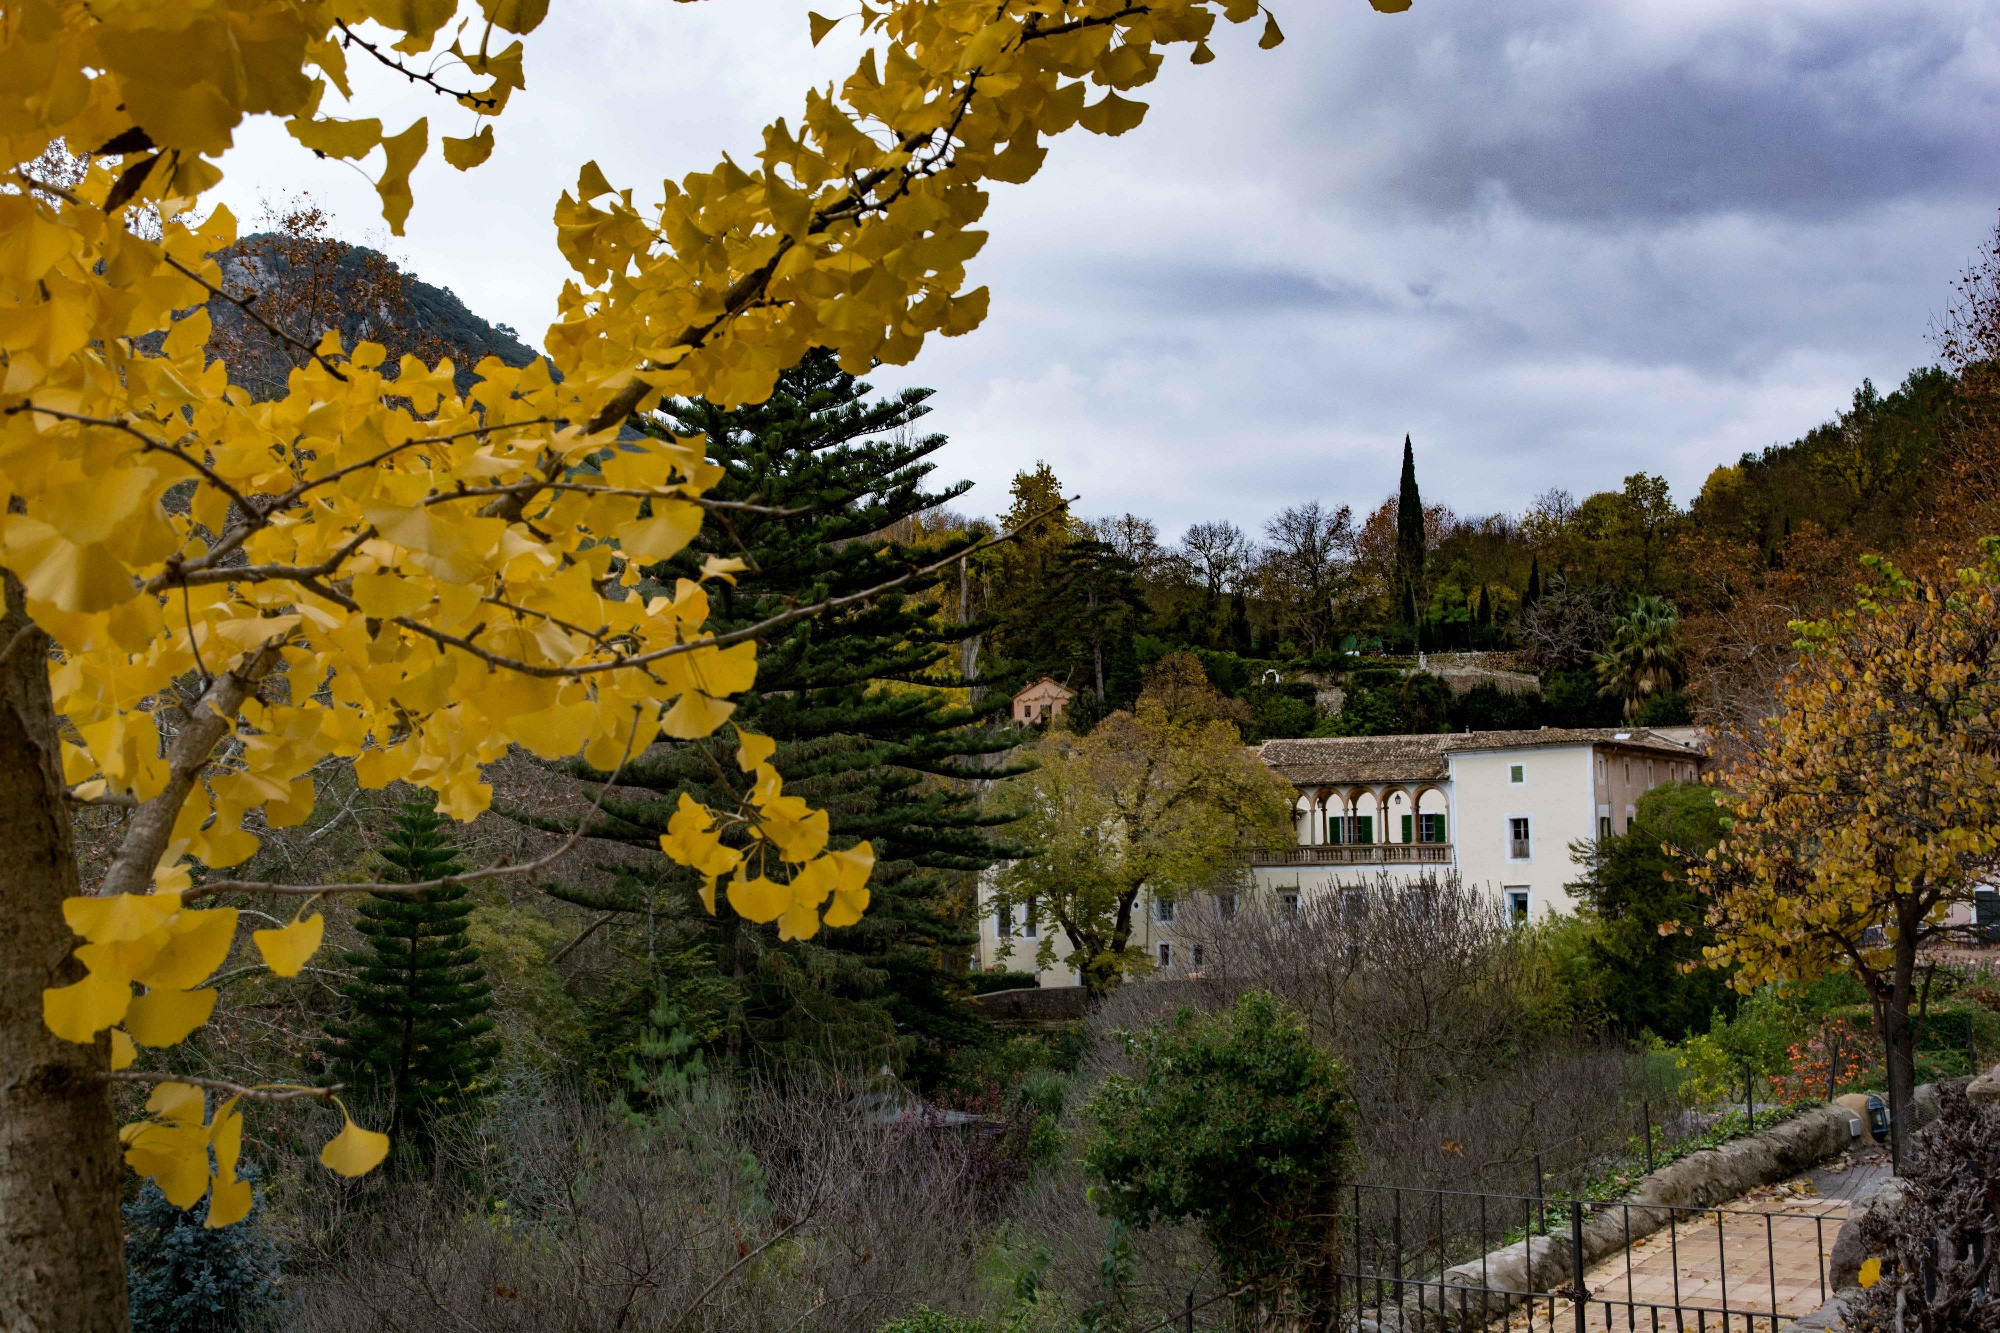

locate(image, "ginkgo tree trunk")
[[0, 0, 1411, 1328], [1696, 544, 2000, 1172]]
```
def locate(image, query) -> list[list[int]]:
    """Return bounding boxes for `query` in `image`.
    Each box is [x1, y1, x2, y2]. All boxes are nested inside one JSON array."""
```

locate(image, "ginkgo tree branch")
[[333, 20, 499, 109], [346, 500, 1067, 680], [154, 251, 352, 383], [105, 1071, 344, 1104], [99, 640, 287, 896], [5, 402, 259, 520], [144, 416, 563, 591], [579, 5, 1153, 437], [182, 702, 646, 901]]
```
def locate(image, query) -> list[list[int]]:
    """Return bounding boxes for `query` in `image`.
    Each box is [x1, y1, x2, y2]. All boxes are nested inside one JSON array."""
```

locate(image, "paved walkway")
[[1499, 1147, 1890, 1331]]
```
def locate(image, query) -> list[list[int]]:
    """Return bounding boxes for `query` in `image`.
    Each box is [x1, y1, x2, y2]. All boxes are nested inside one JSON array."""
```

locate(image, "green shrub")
[[125, 1168, 283, 1333], [1085, 990, 1349, 1311]]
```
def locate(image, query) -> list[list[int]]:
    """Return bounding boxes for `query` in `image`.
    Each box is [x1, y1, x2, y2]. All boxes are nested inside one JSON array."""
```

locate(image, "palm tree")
[[1595, 595, 1684, 720]]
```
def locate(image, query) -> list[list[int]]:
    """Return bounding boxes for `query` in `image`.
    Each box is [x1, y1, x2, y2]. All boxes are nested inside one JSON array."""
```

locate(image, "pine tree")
[[323, 803, 498, 1149], [1395, 435, 1427, 639], [536, 350, 1026, 1084]]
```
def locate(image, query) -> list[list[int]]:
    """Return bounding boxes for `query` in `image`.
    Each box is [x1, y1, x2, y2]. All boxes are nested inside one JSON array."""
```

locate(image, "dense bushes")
[[1086, 991, 1350, 1319]]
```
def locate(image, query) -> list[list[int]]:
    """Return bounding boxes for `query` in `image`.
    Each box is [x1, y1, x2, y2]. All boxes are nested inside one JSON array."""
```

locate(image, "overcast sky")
[[214, 0, 2000, 540]]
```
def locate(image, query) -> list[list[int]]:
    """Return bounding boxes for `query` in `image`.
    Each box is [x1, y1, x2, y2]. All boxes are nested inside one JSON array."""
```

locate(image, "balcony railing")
[[1249, 842, 1453, 868]]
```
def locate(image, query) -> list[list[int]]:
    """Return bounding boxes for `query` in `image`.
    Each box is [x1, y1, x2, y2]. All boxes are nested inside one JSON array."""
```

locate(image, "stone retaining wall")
[[1389, 1104, 1863, 1329]]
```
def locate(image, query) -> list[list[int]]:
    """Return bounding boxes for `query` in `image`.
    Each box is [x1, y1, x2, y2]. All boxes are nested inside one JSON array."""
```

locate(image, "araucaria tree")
[[0, 0, 1416, 1325], [994, 653, 1296, 990], [1696, 544, 2000, 1168], [323, 803, 498, 1152], [540, 350, 1025, 1075]]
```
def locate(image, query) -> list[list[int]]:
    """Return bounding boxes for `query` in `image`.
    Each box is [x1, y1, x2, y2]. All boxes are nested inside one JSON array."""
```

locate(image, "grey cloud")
[[1304, 0, 2000, 225]]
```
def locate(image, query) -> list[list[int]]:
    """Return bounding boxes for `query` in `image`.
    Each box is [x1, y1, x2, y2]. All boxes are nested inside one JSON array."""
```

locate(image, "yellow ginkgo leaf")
[[133, 907, 237, 990], [253, 913, 324, 978], [203, 1171, 253, 1229], [320, 1112, 391, 1178], [661, 690, 736, 740], [122, 1121, 211, 1210], [125, 987, 218, 1047], [736, 730, 777, 772], [778, 901, 821, 941], [441, 125, 495, 170], [727, 873, 789, 924], [823, 887, 870, 928], [1858, 1257, 1882, 1289], [43, 968, 132, 1043], [808, 10, 840, 45], [63, 892, 180, 944], [109, 1028, 137, 1071], [147, 1080, 206, 1126], [829, 841, 875, 893]]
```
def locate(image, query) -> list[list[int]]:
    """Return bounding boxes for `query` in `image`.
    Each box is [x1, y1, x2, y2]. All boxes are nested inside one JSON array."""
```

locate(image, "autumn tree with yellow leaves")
[[1696, 542, 2000, 1170], [0, 0, 1412, 1326]]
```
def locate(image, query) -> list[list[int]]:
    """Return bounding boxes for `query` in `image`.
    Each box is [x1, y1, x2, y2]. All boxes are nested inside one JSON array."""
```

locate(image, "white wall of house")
[[976, 881, 1083, 985], [1448, 745, 1597, 918]]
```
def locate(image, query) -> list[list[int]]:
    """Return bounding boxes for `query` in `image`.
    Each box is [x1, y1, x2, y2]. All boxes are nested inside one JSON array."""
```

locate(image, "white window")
[[1155, 897, 1176, 923], [1216, 892, 1238, 921], [995, 900, 1011, 939], [1596, 757, 1607, 782], [1509, 763, 1526, 785], [1157, 941, 1172, 968], [1504, 887, 1530, 923], [1280, 891, 1301, 922], [1508, 817, 1531, 860], [1022, 896, 1038, 940]]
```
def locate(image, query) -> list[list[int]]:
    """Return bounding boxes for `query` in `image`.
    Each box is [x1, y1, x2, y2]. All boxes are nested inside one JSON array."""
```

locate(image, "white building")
[[974, 726, 1707, 984]]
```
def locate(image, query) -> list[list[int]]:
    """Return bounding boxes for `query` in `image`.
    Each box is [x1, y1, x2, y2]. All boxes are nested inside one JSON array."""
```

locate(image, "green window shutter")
[[1356, 816, 1373, 844], [1401, 814, 1413, 843]]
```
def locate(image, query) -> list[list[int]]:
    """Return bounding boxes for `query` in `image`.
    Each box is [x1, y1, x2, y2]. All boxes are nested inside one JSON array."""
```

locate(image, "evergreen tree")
[[537, 351, 1026, 1085], [1395, 435, 1427, 638], [1525, 554, 1542, 606], [124, 1167, 283, 1333], [1008, 535, 1147, 704], [323, 803, 498, 1149]]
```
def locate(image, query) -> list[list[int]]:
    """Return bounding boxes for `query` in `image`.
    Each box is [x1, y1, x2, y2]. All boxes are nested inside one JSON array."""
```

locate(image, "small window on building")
[[1599, 815, 1612, 841], [995, 900, 1011, 939], [1157, 941, 1172, 968], [1155, 897, 1176, 923], [1280, 891, 1301, 922], [1509, 817, 1531, 860], [1596, 757, 1607, 782], [1509, 763, 1525, 785], [1419, 812, 1447, 843], [1022, 896, 1038, 940], [1504, 888, 1530, 923], [1192, 943, 1206, 969]]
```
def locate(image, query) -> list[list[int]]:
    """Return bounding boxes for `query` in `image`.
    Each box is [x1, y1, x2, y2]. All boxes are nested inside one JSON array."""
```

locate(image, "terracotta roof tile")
[[1254, 728, 1705, 786]]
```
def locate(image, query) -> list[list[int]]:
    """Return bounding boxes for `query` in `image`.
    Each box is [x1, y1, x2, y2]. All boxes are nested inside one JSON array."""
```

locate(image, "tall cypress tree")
[[1526, 554, 1542, 606], [533, 350, 1027, 1085], [323, 803, 497, 1149], [1395, 435, 1427, 636]]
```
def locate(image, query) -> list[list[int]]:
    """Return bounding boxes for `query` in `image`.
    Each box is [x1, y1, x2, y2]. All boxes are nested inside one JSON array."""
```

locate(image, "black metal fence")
[[1333, 1182, 1838, 1332]]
